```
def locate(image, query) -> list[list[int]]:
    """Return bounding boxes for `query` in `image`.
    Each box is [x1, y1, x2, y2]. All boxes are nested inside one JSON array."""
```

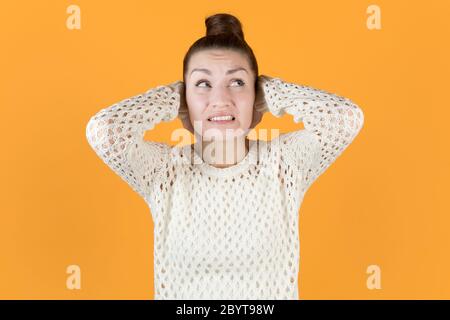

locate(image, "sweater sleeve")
[[85, 81, 182, 200], [259, 76, 364, 191]]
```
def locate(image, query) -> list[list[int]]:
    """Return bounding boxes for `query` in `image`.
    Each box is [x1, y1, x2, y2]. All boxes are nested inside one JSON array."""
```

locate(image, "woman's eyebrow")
[[190, 67, 248, 77]]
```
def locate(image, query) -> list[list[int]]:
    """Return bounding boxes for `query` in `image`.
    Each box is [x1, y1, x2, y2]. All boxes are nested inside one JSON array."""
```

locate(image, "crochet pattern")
[[85, 76, 364, 299]]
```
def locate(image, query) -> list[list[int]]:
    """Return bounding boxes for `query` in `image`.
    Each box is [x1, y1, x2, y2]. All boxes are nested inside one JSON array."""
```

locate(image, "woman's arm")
[[256, 75, 365, 191], [85, 81, 183, 199]]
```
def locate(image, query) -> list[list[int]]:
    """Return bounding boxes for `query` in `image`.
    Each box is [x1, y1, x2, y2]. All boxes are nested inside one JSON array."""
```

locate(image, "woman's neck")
[[195, 136, 249, 168]]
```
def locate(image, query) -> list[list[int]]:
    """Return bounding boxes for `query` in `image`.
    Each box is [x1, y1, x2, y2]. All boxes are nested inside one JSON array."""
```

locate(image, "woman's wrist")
[[152, 80, 182, 122]]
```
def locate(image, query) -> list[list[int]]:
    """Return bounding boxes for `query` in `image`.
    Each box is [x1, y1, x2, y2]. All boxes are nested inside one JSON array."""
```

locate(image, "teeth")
[[209, 115, 234, 121]]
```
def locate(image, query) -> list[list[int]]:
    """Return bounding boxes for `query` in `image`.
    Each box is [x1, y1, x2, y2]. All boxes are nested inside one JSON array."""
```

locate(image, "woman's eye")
[[231, 79, 245, 86], [195, 79, 245, 88], [195, 80, 210, 87]]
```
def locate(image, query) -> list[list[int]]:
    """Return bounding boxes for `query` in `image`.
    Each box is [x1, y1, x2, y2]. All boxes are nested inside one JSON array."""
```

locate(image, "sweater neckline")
[[183, 139, 259, 178]]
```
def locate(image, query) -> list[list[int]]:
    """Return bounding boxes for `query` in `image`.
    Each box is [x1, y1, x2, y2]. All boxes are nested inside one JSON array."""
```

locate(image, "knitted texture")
[[85, 77, 364, 300]]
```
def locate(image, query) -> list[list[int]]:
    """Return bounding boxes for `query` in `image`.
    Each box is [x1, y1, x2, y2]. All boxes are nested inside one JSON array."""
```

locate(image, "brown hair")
[[182, 13, 259, 91]]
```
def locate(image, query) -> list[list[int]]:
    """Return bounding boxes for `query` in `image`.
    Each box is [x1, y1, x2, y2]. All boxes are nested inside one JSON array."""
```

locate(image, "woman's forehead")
[[189, 50, 250, 73]]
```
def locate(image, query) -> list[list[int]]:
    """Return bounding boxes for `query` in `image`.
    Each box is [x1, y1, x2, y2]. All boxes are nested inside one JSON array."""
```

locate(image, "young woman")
[[85, 13, 364, 300]]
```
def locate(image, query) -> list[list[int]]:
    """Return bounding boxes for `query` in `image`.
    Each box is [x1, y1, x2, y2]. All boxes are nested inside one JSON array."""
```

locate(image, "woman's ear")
[[174, 82, 194, 134], [254, 75, 268, 112], [249, 105, 264, 130]]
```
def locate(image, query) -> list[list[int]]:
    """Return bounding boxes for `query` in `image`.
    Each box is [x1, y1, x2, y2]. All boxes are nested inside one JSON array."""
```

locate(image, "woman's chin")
[[201, 128, 249, 141]]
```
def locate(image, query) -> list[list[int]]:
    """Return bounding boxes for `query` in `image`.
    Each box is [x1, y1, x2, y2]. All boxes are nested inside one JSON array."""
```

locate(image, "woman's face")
[[185, 49, 255, 141]]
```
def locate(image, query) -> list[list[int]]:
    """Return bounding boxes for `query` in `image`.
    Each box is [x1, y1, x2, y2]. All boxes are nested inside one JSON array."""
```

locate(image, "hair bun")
[[205, 13, 244, 41]]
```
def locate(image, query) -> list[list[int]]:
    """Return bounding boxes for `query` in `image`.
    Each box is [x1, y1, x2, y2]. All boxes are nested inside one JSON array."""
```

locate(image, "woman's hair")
[[182, 13, 259, 91]]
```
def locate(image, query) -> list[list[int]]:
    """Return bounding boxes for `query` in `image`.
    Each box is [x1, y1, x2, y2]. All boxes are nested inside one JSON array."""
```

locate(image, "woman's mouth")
[[207, 115, 236, 124]]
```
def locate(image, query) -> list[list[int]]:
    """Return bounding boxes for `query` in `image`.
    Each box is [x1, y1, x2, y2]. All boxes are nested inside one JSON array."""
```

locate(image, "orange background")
[[1, 0, 449, 299]]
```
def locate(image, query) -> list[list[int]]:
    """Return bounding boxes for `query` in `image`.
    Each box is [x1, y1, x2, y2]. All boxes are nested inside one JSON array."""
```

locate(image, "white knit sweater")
[[85, 76, 364, 300]]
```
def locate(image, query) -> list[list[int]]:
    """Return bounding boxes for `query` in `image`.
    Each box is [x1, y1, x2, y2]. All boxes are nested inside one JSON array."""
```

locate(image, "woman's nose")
[[210, 87, 232, 107]]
